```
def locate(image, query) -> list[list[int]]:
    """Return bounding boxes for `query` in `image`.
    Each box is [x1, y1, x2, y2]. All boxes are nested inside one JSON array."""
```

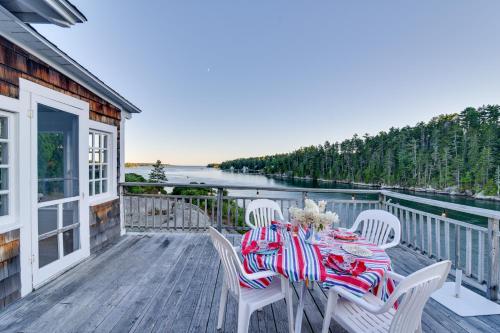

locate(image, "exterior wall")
[[0, 35, 124, 305], [0, 229, 20, 310], [89, 199, 121, 253]]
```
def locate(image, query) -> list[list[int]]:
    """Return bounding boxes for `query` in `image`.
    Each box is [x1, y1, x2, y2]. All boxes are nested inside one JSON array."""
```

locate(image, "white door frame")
[[22, 79, 90, 288]]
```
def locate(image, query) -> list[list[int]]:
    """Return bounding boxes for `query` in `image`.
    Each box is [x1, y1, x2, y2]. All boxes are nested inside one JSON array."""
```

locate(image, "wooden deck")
[[0, 233, 499, 333]]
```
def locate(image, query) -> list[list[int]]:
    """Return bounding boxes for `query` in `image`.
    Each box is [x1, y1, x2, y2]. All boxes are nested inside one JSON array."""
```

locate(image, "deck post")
[[378, 192, 385, 210], [301, 191, 307, 208], [216, 187, 224, 231], [486, 218, 499, 300]]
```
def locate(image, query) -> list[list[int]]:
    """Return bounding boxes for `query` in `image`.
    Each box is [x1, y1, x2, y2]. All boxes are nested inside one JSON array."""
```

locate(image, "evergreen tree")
[[219, 105, 500, 196], [149, 160, 167, 183]]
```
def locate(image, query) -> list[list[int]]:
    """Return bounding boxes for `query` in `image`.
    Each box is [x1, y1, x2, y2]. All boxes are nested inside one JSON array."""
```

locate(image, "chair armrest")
[[380, 241, 397, 250], [386, 270, 405, 282], [242, 270, 279, 281], [331, 286, 384, 314]]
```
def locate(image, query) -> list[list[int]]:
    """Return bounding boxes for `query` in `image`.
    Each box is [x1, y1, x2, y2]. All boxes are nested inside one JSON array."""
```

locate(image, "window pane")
[[38, 205, 58, 235], [103, 135, 108, 148], [102, 165, 108, 179], [88, 149, 93, 163], [63, 228, 80, 256], [0, 168, 8, 190], [89, 181, 93, 196], [88, 133, 93, 147], [89, 165, 93, 181], [63, 201, 78, 227], [39, 235, 58, 268], [94, 150, 100, 163], [0, 117, 7, 139], [0, 194, 7, 216], [37, 104, 79, 202], [102, 180, 108, 193], [103, 150, 108, 163], [94, 165, 101, 180], [0, 142, 8, 164], [95, 180, 101, 195], [94, 134, 100, 148]]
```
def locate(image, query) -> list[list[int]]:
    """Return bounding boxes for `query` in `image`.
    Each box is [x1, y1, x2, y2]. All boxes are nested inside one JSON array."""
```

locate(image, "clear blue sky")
[[35, 0, 500, 165]]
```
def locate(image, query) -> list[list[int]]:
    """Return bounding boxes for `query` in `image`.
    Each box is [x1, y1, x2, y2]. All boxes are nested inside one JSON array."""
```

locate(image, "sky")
[[35, 0, 500, 165]]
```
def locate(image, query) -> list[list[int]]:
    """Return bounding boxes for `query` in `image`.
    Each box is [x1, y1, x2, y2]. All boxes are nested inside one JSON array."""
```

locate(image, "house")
[[0, 1, 141, 309]]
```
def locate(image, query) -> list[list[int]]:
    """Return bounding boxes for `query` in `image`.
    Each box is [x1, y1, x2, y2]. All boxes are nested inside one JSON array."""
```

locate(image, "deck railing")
[[119, 182, 500, 300]]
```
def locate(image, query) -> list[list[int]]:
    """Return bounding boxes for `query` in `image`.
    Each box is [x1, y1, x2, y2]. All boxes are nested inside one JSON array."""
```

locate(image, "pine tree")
[[149, 160, 167, 183]]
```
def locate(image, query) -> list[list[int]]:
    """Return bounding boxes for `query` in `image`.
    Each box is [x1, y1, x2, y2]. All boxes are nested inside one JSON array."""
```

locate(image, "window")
[[88, 130, 110, 196], [0, 112, 12, 218]]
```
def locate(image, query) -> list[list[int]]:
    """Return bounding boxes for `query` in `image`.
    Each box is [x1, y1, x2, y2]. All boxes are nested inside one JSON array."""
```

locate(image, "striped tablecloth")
[[240, 226, 395, 300]]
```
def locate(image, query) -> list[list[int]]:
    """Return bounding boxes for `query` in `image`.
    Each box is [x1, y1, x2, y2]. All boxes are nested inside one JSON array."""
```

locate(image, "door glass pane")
[[38, 205, 58, 235], [39, 235, 59, 268], [63, 201, 79, 227], [63, 228, 80, 256], [0, 168, 8, 190], [0, 194, 7, 216], [95, 180, 101, 195], [0, 142, 8, 164], [0, 117, 7, 139], [37, 104, 79, 202]]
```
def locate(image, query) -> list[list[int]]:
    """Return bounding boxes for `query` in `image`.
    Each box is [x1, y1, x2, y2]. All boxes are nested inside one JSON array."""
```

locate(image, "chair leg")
[[321, 289, 338, 333], [217, 283, 228, 330], [237, 303, 251, 333], [285, 282, 294, 333]]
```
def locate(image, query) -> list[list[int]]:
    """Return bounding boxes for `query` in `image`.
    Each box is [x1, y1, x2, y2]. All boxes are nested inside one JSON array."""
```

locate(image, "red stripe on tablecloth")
[[293, 236, 306, 280]]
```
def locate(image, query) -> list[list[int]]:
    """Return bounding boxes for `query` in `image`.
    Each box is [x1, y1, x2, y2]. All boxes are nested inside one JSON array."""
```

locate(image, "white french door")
[[31, 95, 89, 287]]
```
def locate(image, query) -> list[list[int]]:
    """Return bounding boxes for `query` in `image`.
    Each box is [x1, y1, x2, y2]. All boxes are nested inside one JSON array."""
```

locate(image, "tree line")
[[220, 105, 500, 196]]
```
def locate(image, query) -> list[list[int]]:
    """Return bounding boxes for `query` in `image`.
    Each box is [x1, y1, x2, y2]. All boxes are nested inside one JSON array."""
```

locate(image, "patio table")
[[240, 225, 396, 333]]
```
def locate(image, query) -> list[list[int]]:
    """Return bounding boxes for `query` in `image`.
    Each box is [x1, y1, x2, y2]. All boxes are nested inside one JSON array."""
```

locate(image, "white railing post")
[[486, 217, 499, 300], [216, 187, 224, 231], [301, 191, 308, 208], [378, 192, 385, 210]]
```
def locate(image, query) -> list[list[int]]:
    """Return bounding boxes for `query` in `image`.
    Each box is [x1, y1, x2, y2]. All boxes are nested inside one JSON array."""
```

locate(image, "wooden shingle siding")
[[89, 199, 121, 253], [0, 35, 121, 125], [0, 229, 20, 310]]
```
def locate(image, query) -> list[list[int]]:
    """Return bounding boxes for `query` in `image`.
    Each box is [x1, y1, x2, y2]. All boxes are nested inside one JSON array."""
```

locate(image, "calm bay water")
[[126, 165, 500, 213]]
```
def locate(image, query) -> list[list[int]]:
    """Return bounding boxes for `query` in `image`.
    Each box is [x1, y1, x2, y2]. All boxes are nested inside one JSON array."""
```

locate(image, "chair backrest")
[[350, 209, 401, 249], [385, 261, 451, 333], [245, 199, 284, 229], [209, 226, 242, 296]]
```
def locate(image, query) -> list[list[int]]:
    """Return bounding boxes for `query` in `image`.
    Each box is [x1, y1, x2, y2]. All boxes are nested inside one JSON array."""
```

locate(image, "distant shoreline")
[[227, 170, 500, 202]]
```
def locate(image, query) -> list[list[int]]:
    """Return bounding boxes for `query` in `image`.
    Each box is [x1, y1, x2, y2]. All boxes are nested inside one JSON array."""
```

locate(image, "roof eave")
[[0, 5, 141, 114]]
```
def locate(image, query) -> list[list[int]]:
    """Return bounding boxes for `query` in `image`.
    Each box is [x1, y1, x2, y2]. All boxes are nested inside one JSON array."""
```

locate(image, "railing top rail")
[[119, 182, 380, 194], [119, 182, 500, 220], [382, 190, 500, 220]]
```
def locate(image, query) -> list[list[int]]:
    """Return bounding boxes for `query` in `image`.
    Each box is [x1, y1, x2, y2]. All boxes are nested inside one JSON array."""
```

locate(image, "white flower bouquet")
[[289, 199, 340, 231]]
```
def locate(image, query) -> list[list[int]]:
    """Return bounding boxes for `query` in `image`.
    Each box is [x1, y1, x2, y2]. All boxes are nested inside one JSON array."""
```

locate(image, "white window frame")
[[88, 120, 117, 206], [0, 110, 16, 231]]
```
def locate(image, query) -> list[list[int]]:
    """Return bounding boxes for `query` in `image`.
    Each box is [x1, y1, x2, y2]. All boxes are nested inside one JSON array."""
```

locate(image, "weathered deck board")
[[0, 233, 499, 333]]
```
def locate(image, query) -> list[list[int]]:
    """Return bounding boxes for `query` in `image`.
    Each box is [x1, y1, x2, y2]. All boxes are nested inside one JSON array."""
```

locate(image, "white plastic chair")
[[321, 260, 451, 333], [245, 199, 284, 229], [348, 209, 401, 249], [208, 227, 294, 333]]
